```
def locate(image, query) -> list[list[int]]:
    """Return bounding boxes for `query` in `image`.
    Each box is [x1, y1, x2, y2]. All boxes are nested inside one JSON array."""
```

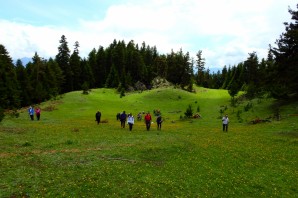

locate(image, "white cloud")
[[0, 0, 296, 68]]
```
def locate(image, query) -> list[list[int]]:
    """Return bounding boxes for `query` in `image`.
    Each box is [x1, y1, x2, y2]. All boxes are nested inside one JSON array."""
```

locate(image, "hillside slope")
[[0, 87, 297, 197]]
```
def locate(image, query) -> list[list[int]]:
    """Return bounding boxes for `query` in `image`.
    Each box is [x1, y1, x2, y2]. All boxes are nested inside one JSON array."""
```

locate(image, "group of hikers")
[[96, 111, 163, 131], [117, 111, 163, 131], [96, 111, 229, 132], [28, 106, 41, 121], [28, 106, 228, 132]]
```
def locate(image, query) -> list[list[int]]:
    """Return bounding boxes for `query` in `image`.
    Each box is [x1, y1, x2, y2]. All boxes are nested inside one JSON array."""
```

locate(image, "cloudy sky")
[[0, 0, 296, 69]]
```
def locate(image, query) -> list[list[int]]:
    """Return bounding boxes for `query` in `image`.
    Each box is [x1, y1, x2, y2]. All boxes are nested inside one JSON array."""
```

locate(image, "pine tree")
[[29, 52, 48, 103], [0, 44, 20, 108], [270, 4, 298, 98], [15, 59, 32, 106], [70, 41, 82, 90], [95, 46, 107, 88], [196, 50, 205, 86], [45, 58, 63, 98], [81, 58, 95, 89], [56, 35, 72, 93]]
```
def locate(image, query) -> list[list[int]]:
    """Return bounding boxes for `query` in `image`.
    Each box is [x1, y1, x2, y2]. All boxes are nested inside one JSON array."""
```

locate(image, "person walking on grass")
[[156, 115, 162, 130], [127, 113, 135, 131], [120, 111, 127, 128], [222, 114, 229, 132], [28, 106, 34, 121], [35, 107, 41, 121], [144, 112, 152, 131], [95, 111, 101, 124]]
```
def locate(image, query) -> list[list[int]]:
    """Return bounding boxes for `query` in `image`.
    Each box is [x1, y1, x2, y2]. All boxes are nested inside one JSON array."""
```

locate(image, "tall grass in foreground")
[[0, 87, 297, 197]]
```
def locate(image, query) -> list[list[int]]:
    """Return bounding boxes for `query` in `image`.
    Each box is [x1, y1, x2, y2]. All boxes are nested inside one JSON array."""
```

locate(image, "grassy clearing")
[[0, 87, 297, 197]]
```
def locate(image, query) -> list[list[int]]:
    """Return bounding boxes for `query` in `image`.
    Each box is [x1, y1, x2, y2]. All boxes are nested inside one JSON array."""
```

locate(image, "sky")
[[0, 0, 296, 69]]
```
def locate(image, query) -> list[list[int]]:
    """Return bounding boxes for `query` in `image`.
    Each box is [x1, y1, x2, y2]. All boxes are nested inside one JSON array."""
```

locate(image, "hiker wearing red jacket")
[[144, 112, 152, 131]]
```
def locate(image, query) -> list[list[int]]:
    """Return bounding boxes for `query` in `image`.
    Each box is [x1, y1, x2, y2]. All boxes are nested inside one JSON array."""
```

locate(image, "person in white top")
[[222, 114, 229, 132], [127, 113, 135, 131]]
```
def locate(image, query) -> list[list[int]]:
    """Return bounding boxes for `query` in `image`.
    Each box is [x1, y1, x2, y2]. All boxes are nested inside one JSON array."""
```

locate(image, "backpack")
[[157, 116, 162, 123], [145, 114, 151, 121], [120, 113, 126, 120]]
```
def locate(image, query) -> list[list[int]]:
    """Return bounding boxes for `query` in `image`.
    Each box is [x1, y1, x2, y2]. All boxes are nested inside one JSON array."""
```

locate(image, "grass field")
[[0, 87, 297, 197]]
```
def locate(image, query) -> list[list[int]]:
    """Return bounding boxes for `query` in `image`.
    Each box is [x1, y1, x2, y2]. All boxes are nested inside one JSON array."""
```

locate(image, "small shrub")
[[197, 105, 200, 112], [22, 142, 32, 147], [10, 109, 19, 118], [82, 82, 90, 95], [65, 140, 74, 145], [120, 88, 125, 98], [219, 108, 224, 115], [184, 104, 193, 118], [244, 102, 253, 112], [237, 110, 243, 123]]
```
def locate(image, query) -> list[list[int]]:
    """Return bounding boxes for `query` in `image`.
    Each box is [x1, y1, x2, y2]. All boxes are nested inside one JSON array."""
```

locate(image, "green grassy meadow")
[[0, 87, 297, 197]]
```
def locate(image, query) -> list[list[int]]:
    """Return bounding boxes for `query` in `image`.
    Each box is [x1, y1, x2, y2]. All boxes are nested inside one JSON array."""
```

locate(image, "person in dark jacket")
[[156, 115, 162, 130], [120, 111, 127, 128], [95, 111, 101, 124]]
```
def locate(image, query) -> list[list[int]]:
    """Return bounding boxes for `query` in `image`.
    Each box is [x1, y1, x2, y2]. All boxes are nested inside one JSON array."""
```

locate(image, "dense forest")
[[0, 4, 297, 115]]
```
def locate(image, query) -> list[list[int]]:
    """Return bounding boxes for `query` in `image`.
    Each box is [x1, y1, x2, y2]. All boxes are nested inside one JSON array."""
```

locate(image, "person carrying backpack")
[[156, 115, 162, 130], [127, 113, 135, 131], [120, 111, 127, 128], [144, 112, 152, 131], [35, 107, 41, 121], [222, 114, 229, 132], [95, 111, 101, 124], [28, 106, 34, 121]]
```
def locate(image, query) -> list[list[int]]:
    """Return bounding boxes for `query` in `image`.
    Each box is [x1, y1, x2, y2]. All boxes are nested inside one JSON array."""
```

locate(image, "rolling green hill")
[[0, 87, 297, 197]]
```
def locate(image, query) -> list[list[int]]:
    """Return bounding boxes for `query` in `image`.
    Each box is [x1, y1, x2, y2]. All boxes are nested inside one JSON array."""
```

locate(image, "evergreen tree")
[[95, 46, 107, 87], [29, 52, 48, 103], [196, 50, 205, 85], [86, 48, 97, 89], [81, 58, 95, 89], [46, 58, 63, 97], [243, 52, 260, 98], [154, 55, 168, 78], [167, 49, 191, 86], [270, 4, 298, 98], [221, 66, 228, 88], [56, 35, 72, 93], [105, 64, 119, 88], [15, 59, 32, 106], [0, 44, 20, 108], [180, 51, 193, 89], [70, 41, 82, 90], [126, 40, 146, 84], [222, 66, 233, 89]]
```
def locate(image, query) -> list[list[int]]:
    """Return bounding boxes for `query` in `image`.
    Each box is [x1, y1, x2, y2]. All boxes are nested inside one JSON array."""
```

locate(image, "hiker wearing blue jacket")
[[28, 106, 34, 121]]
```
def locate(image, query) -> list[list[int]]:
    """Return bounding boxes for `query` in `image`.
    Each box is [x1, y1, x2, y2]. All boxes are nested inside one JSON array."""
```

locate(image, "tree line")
[[0, 4, 297, 112]]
